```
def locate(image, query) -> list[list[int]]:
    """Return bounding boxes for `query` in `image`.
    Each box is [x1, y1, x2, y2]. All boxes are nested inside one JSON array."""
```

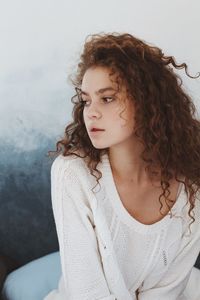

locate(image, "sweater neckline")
[[100, 152, 186, 233]]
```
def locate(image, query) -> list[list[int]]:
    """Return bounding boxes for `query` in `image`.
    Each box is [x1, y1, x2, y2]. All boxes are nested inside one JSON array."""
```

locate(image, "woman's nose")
[[86, 103, 102, 119]]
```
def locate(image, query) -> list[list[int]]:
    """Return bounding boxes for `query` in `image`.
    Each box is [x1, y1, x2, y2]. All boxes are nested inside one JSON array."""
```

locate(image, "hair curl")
[[48, 32, 200, 230]]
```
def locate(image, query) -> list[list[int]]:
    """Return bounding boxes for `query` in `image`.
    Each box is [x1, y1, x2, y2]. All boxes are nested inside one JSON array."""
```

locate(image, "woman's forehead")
[[81, 66, 125, 94]]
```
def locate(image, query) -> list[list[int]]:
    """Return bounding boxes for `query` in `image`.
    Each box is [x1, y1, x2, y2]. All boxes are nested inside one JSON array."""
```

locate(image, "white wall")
[[0, 0, 200, 149]]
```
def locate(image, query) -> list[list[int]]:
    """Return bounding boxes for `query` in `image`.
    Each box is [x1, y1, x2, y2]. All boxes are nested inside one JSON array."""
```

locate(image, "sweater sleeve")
[[138, 207, 200, 300], [51, 156, 116, 300]]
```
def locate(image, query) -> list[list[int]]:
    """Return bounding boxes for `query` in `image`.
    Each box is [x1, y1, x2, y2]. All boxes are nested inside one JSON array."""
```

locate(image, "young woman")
[[46, 32, 200, 300]]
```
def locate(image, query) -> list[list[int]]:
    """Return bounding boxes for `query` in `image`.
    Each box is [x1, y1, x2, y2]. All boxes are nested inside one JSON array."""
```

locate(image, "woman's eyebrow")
[[79, 86, 116, 96]]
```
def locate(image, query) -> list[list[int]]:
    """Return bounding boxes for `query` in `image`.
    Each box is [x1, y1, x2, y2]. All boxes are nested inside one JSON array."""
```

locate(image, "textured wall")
[[0, 0, 200, 269], [0, 117, 60, 265]]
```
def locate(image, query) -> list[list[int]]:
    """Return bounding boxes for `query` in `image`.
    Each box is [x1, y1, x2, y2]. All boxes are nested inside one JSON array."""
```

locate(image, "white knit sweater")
[[45, 153, 200, 300]]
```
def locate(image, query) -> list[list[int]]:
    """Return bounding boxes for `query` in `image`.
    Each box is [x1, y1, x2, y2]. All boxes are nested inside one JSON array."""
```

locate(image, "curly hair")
[[48, 32, 200, 229]]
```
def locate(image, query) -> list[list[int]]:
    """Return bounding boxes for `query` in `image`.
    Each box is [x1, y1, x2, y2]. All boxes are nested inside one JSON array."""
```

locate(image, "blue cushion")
[[2, 251, 61, 300]]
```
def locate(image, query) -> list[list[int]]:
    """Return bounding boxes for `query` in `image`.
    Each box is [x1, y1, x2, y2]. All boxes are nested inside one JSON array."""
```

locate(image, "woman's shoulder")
[[51, 151, 88, 177]]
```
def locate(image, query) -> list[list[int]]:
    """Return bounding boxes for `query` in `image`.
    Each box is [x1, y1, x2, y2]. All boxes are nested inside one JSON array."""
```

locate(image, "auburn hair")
[[48, 32, 200, 230]]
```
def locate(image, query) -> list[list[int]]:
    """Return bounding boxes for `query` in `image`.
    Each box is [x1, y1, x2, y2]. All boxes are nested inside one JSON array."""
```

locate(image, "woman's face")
[[81, 66, 135, 149]]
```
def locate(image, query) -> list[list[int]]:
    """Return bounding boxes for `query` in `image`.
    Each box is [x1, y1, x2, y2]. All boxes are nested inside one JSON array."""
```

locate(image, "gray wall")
[[0, 0, 200, 266]]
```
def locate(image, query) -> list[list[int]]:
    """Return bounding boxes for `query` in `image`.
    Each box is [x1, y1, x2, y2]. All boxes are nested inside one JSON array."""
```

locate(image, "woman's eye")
[[102, 97, 114, 103], [81, 97, 114, 107], [80, 99, 89, 106]]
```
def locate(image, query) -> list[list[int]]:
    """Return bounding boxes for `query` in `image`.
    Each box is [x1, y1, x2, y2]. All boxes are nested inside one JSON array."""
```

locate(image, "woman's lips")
[[91, 129, 104, 131], [89, 129, 105, 136]]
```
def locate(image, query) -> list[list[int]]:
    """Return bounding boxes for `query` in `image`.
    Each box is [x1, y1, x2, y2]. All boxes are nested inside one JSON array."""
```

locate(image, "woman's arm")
[[51, 157, 116, 300], [138, 209, 200, 300]]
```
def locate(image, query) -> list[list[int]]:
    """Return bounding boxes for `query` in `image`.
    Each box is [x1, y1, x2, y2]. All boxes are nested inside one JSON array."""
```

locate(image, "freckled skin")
[[81, 66, 182, 226], [82, 66, 135, 150]]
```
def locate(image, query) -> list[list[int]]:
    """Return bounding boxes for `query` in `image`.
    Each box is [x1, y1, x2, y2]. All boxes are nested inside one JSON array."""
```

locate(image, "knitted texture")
[[44, 153, 200, 300]]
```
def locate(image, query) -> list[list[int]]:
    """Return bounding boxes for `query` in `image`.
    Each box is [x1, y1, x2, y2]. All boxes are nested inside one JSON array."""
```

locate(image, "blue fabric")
[[2, 251, 61, 300]]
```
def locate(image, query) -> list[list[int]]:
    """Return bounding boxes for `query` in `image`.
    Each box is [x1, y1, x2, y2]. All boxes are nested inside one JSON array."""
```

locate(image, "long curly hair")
[[48, 32, 200, 228]]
